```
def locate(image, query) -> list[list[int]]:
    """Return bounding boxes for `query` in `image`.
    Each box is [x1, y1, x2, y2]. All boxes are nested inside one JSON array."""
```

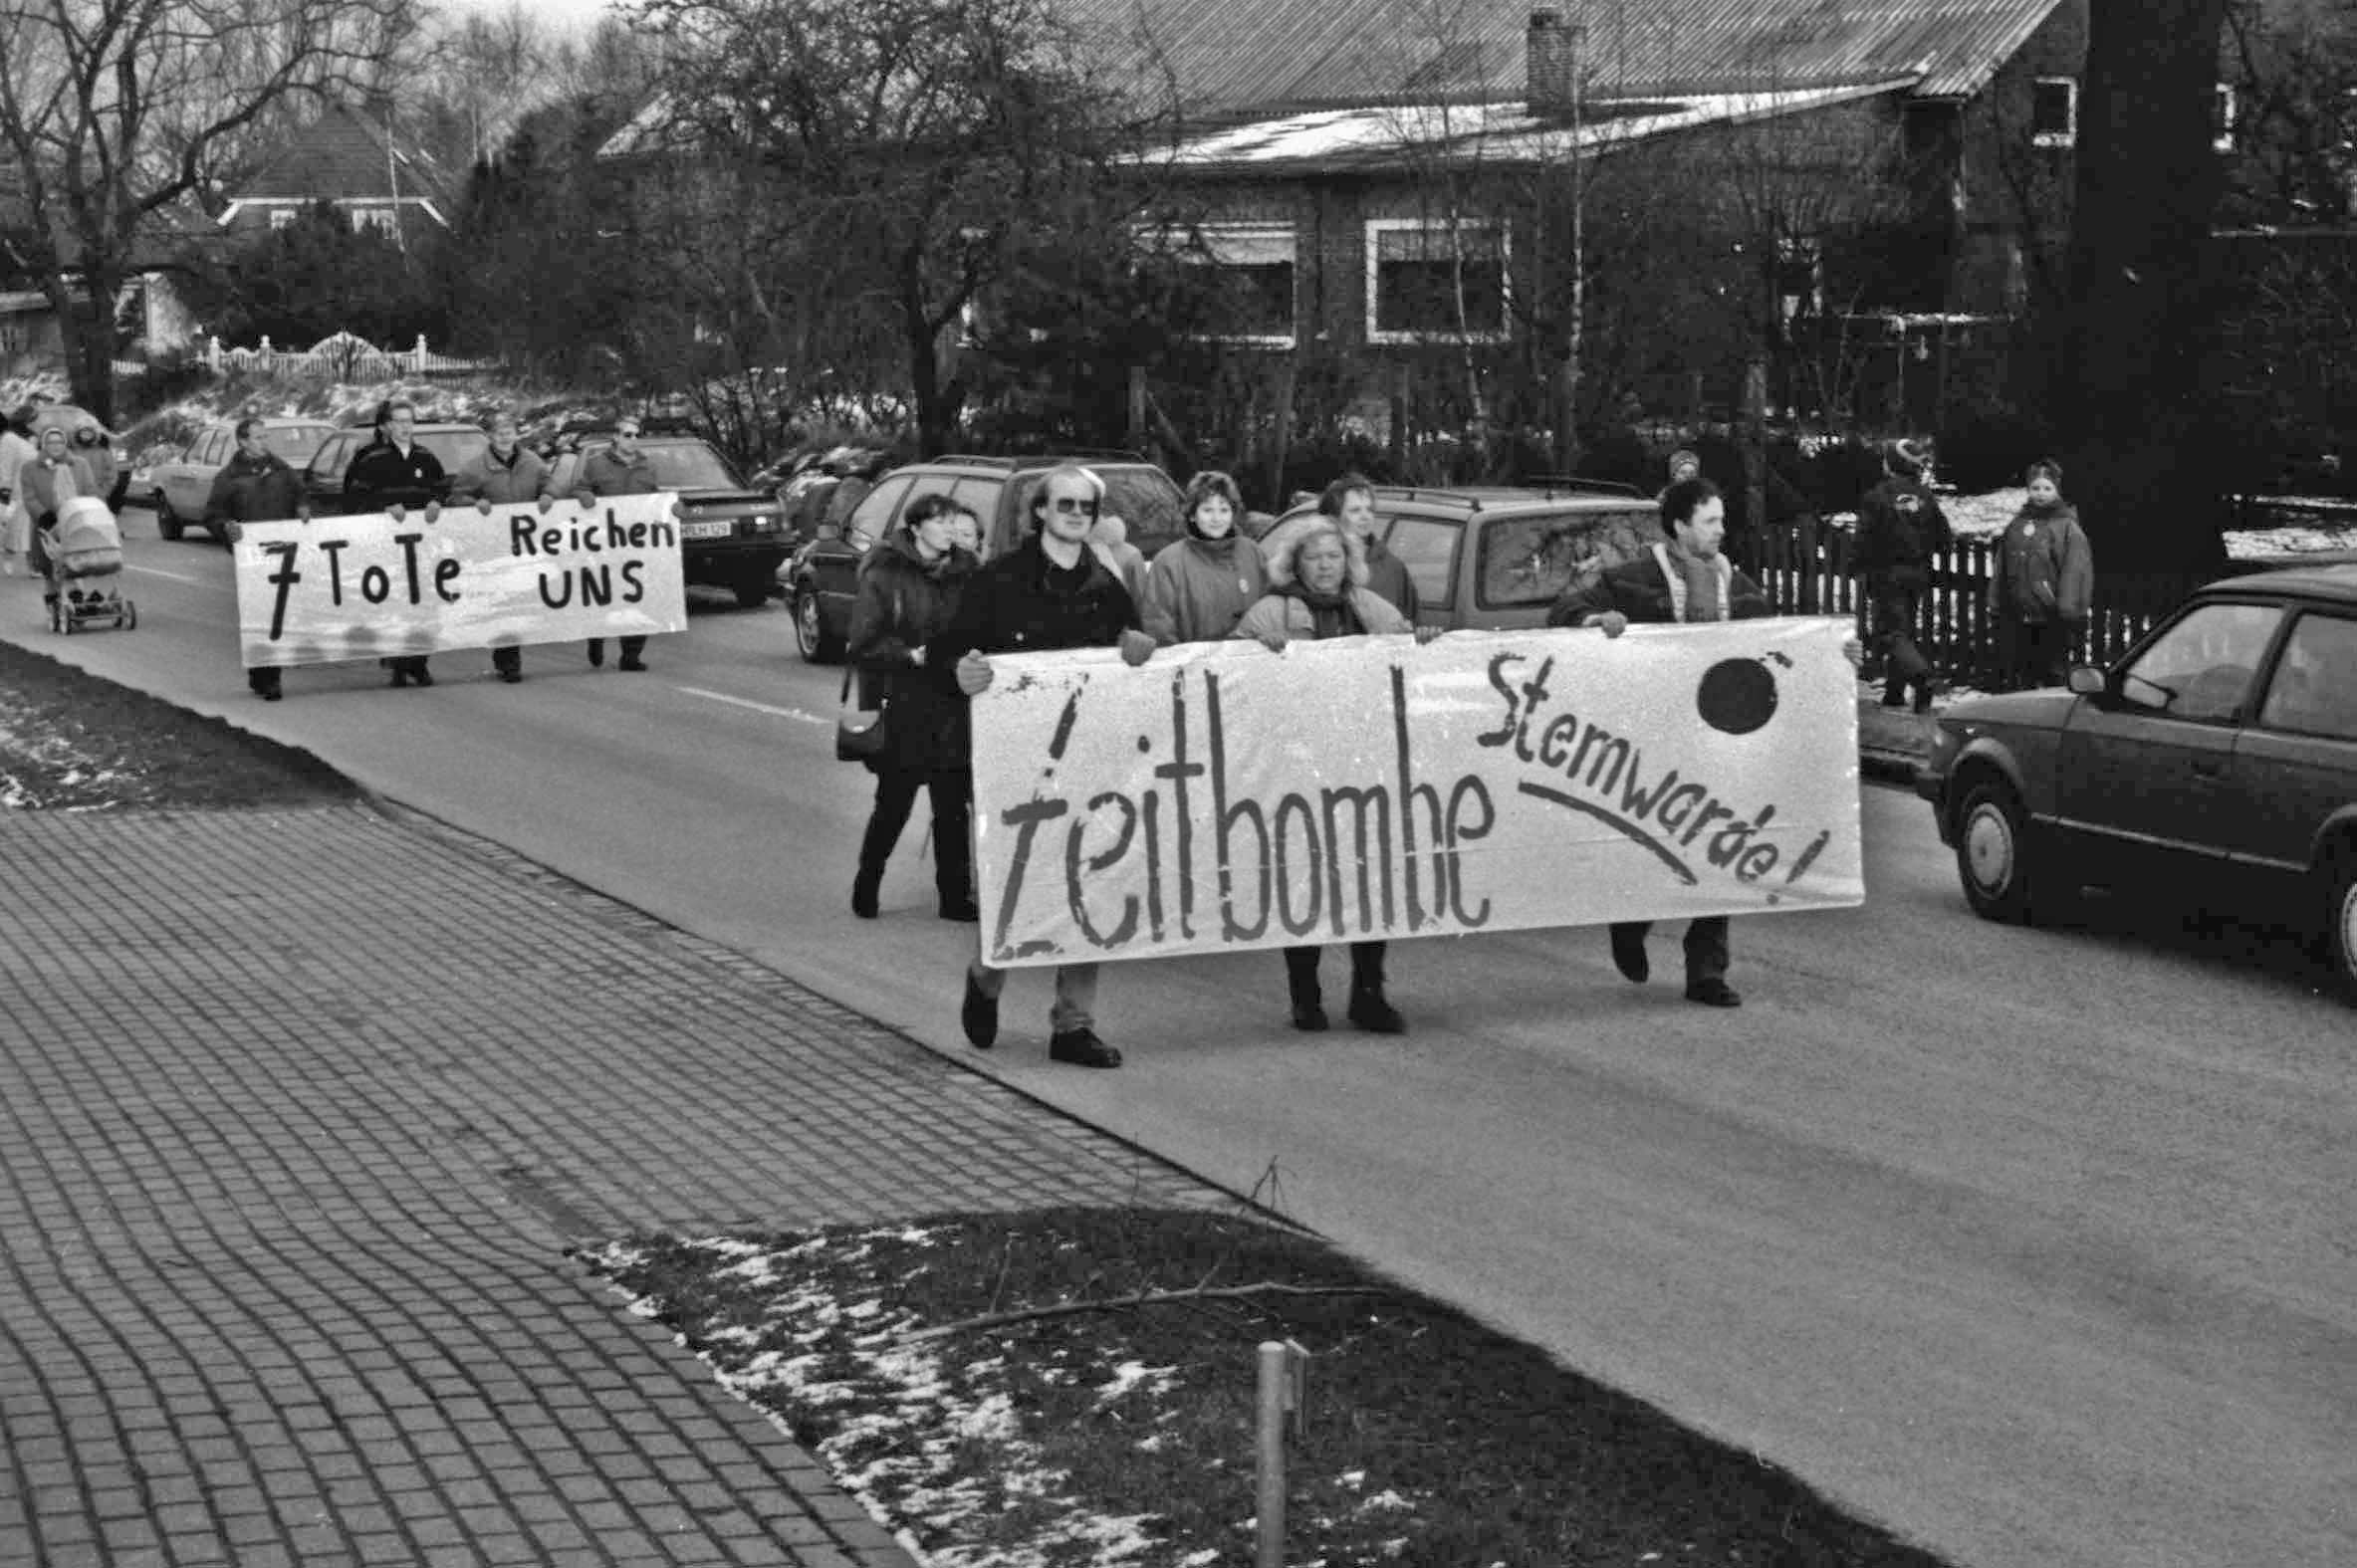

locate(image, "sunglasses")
[[615, 428, 641, 439], [1047, 496, 1100, 516]]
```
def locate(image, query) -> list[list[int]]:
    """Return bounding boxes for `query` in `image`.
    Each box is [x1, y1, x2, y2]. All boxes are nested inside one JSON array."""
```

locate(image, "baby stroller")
[[41, 496, 136, 634]]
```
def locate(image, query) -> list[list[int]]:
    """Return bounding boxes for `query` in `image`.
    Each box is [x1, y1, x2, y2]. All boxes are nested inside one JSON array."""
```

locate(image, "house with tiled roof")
[[216, 102, 456, 242]]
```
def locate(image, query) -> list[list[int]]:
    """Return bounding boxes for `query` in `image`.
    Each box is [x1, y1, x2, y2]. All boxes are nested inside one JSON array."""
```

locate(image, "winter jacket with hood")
[[1992, 500, 2093, 624], [1140, 531, 1271, 645], [1230, 533, 1413, 644], [848, 532, 980, 774], [1854, 477, 1952, 589]]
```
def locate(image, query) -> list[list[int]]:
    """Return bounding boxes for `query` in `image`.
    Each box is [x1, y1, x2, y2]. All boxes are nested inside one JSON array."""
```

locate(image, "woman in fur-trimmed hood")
[[1229, 520, 1416, 647]]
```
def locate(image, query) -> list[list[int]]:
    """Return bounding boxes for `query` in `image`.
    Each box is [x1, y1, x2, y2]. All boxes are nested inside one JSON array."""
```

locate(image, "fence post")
[[414, 334, 429, 373]]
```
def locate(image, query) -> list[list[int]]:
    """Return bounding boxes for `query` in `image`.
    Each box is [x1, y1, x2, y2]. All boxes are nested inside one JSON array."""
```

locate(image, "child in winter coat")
[[1990, 459, 2094, 690]]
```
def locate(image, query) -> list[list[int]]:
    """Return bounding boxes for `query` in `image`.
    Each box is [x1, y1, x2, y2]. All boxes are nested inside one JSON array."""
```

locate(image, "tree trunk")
[[47, 271, 120, 428], [2060, 0, 2234, 599], [901, 252, 949, 457]]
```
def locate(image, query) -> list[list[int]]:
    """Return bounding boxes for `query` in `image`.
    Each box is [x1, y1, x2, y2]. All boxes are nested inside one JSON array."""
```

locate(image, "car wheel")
[[2323, 846, 2357, 1001], [1955, 779, 2036, 924], [793, 587, 841, 664], [155, 499, 184, 542], [732, 570, 772, 610]]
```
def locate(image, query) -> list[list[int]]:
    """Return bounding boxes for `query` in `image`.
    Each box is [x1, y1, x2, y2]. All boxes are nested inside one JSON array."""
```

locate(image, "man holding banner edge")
[[1548, 478, 1862, 1007], [931, 463, 1156, 1069]]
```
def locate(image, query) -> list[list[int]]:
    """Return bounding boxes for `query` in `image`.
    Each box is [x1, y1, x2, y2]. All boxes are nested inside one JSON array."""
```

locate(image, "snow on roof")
[[1145, 79, 1918, 174]]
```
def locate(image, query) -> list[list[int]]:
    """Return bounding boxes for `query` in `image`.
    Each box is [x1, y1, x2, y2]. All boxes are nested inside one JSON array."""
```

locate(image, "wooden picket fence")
[[199, 330, 493, 381], [1736, 527, 2177, 690]]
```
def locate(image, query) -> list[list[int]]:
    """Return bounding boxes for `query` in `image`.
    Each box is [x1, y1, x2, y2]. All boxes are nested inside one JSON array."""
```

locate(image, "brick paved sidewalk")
[[0, 803, 1226, 1568]]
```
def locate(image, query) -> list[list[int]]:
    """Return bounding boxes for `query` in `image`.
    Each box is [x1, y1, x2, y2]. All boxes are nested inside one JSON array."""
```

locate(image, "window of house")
[[2214, 84, 2238, 152], [351, 207, 398, 236], [2031, 77, 2077, 148], [269, 208, 298, 231], [1366, 218, 1509, 343], [1182, 223, 1299, 345]]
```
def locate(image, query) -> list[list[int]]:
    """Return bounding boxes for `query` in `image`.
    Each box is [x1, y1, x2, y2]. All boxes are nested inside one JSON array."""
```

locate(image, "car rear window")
[[1476, 509, 1653, 608], [267, 426, 334, 464], [639, 442, 745, 491], [418, 430, 491, 476]]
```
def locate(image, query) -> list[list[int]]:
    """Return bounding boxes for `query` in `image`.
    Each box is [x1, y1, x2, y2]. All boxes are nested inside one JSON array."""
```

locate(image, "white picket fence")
[[200, 330, 493, 381]]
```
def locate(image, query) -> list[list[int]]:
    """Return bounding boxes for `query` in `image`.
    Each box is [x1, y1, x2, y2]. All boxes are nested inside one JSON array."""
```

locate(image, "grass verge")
[[588, 1207, 1950, 1568], [0, 639, 355, 809]]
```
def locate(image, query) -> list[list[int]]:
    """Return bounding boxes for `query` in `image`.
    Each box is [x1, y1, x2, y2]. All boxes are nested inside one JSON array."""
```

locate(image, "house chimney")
[[1527, 8, 1580, 116]]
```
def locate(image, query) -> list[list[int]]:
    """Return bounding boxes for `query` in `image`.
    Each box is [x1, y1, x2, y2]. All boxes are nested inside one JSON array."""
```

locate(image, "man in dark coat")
[[1853, 437, 1952, 713], [928, 463, 1155, 1069], [1548, 478, 1856, 1008], [569, 418, 659, 671], [1318, 473, 1420, 619], [345, 398, 446, 688], [205, 418, 312, 700]]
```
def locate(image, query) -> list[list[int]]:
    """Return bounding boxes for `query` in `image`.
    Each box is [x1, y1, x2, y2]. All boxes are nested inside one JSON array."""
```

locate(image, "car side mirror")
[[2065, 666, 2106, 698], [816, 523, 840, 542]]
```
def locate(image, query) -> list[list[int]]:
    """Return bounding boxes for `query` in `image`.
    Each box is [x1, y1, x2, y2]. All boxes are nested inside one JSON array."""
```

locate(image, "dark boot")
[[850, 869, 880, 919], [1344, 943, 1404, 1033], [1283, 948, 1326, 1031]]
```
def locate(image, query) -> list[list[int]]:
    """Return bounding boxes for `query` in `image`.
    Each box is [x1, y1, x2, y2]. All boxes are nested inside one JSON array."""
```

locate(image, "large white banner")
[[232, 494, 688, 667], [970, 619, 1863, 968]]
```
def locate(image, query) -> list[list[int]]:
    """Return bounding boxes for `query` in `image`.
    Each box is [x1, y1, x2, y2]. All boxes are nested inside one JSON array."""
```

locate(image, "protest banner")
[[232, 494, 688, 667], [970, 619, 1863, 968]]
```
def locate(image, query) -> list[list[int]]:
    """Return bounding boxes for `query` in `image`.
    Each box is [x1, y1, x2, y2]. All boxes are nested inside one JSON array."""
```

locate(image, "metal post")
[[1256, 1340, 1288, 1568]]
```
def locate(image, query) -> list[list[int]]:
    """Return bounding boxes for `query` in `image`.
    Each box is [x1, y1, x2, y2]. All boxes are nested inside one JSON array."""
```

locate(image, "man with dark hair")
[[570, 417, 657, 671], [205, 418, 312, 701], [1547, 479, 1858, 1008], [1316, 472, 1419, 619], [929, 463, 1156, 1069], [346, 398, 446, 688]]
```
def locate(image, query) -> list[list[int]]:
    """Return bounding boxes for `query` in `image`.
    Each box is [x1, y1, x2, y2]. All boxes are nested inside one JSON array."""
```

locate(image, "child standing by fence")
[[1991, 459, 2094, 690]]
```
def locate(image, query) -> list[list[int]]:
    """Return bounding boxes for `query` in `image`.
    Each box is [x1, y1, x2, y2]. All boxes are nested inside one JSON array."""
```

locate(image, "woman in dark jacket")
[[847, 492, 982, 921]]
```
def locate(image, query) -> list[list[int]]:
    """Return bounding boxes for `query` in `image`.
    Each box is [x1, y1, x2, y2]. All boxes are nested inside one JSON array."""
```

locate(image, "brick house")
[[1080, 0, 2102, 435]]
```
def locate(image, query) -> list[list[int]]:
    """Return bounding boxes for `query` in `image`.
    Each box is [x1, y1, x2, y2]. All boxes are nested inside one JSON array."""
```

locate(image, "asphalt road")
[[8, 507, 2352, 1568]]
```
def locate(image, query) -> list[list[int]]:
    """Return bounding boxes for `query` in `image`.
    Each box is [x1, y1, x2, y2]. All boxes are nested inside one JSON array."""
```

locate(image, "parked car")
[[25, 404, 131, 508], [548, 434, 792, 608], [302, 422, 492, 516], [148, 417, 334, 542], [1259, 481, 1657, 632], [1915, 562, 2357, 997], [784, 452, 1186, 662]]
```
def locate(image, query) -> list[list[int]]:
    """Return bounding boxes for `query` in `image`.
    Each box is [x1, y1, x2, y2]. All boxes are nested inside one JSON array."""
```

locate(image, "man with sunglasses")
[[571, 419, 658, 671], [929, 464, 1156, 1069]]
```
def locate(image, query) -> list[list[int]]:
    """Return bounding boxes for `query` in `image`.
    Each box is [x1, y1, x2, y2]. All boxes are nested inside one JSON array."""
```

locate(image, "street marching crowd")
[[0, 393, 2098, 1068]]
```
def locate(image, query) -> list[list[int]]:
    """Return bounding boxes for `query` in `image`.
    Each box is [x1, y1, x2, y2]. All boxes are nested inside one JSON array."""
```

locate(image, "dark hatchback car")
[[1915, 562, 2357, 997], [785, 453, 1185, 662], [302, 423, 492, 516], [549, 436, 792, 607]]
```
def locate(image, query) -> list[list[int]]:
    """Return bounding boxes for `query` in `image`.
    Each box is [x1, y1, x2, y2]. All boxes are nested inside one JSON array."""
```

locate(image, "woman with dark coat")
[[847, 492, 983, 921], [1139, 469, 1269, 647]]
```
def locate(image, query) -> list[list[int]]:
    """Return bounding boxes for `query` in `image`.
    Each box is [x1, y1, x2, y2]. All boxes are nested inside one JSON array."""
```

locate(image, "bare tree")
[[0, 0, 421, 421]]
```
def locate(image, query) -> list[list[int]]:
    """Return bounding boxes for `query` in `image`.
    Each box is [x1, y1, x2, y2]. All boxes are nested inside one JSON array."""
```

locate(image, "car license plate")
[[681, 520, 733, 540]]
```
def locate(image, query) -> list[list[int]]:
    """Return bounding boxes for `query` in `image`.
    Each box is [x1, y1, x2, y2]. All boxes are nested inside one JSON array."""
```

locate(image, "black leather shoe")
[[411, 667, 434, 688], [617, 657, 647, 672], [587, 640, 605, 667], [1346, 991, 1406, 1033], [388, 669, 410, 689], [851, 876, 880, 920], [499, 669, 522, 685], [1684, 978, 1743, 1008], [960, 973, 998, 1049], [1291, 1002, 1328, 1031], [939, 898, 980, 922], [1609, 927, 1650, 984], [260, 688, 283, 703], [1049, 1028, 1121, 1068]]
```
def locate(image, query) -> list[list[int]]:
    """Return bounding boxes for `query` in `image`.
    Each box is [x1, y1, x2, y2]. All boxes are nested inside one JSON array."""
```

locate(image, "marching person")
[[345, 398, 446, 688], [0, 405, 36, 575], [448, 410, 557, 683], [204, 418, 312, 702], [929, 463, 1155, 1070], [18, 425, 95, 620], [1316, 473, 1420, 619], [1139, 469, 1269, 646], [847, 493, 982, 922], [73, 422, 118, 507], [571, 417, 658, 672], [1990, 459, 2093, 692], [1547, 478, 1861, 1008], [1232, 520, 1440, 1033], [1854, 437, 1952, 713]]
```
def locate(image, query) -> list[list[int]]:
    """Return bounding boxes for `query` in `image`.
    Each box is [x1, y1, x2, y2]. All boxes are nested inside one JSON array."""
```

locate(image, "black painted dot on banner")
[[1697, 658, 1778, 736]]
